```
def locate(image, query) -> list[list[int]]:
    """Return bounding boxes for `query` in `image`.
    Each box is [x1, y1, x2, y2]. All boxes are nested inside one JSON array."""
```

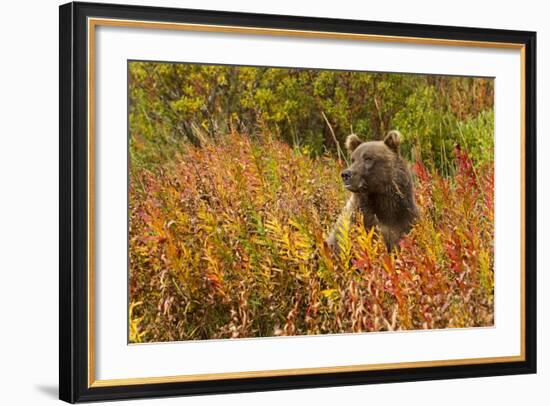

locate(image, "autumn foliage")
[[129, 132, 494, 342]]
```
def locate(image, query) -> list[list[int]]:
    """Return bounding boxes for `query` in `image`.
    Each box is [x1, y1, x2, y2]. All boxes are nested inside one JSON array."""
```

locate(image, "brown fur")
[[327, 131, 419, 250]]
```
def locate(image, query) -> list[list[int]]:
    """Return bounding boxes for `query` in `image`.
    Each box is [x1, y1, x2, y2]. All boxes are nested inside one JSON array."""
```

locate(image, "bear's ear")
[[384, 130, 401, 154], [345, 134, 363, 153]]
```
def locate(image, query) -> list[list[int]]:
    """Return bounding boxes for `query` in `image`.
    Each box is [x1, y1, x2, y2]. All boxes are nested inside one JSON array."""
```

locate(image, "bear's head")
[[341, 131, 402, 194]]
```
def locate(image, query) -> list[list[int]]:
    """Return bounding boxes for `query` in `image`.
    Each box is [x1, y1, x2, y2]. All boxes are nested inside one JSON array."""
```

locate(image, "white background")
[[0, 0, 546, 404], [95, 24, 521, 380]]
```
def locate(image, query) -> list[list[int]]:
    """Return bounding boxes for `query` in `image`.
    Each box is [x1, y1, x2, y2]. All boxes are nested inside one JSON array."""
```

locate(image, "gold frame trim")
[[87, 17, 527, 388]]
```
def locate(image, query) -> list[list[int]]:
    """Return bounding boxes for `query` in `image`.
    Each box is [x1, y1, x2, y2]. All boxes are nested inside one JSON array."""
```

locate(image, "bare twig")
[[321, 111, 348, 166], [373, 95, 385, 135]]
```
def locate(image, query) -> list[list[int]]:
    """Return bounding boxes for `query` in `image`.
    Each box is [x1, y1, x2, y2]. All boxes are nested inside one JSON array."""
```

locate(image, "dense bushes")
[[129, 62, 493, 174], [129, 133, 493, 342]]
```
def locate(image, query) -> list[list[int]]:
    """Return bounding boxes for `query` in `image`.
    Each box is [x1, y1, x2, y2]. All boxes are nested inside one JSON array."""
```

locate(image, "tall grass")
[[129, 132, 493, 342]]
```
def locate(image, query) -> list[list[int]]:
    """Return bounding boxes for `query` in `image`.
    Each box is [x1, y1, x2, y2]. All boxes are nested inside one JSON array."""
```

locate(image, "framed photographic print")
[[59, 1, 537, 403]]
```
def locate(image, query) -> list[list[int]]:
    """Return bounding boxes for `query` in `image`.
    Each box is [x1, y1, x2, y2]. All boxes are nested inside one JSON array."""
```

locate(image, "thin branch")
[[321, 111, 348, 166]]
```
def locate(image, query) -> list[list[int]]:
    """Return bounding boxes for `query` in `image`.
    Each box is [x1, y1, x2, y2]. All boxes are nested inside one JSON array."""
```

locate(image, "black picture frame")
[[59, 1, 537, 403]]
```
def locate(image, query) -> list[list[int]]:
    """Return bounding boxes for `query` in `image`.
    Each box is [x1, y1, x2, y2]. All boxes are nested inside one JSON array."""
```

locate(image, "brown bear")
[[327, 130, 419, 251]]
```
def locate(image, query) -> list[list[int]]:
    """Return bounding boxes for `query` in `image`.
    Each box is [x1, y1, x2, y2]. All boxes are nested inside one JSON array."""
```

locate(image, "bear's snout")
[[341, 170, 352, 182]]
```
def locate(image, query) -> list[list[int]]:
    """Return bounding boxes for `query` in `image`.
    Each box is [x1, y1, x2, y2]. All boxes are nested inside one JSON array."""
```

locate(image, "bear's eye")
[[364, 155, 372, 162], [351, 158, 355, 164]]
